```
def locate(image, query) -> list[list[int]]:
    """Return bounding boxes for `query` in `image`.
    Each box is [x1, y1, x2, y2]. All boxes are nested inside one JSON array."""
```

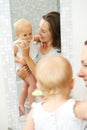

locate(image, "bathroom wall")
[[0, 0, 19, 130], [72, 0, 87, 100], [0, 56, 8, 130]]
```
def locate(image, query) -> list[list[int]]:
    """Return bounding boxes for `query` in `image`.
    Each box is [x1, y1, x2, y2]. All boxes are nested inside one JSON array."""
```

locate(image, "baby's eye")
[[24, 34, 27, 36], [29, 33, 32, 36]]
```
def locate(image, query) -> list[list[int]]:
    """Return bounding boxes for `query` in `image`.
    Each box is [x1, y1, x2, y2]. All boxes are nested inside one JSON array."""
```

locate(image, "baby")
[[23, 55, 87, 130], [13, 18, 38, 115]]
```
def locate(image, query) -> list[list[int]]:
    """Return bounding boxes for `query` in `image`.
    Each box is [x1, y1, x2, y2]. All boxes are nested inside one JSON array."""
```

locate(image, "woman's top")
[[34, 42, 61, 63], [32, 99, 87, 130]]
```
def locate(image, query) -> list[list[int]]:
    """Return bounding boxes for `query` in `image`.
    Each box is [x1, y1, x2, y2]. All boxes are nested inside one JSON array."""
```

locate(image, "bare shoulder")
[[74, 100, 87, 120]]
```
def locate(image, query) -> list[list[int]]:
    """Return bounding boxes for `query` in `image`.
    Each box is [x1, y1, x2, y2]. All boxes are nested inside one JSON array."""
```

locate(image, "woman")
[[18, 11, 61, 78]]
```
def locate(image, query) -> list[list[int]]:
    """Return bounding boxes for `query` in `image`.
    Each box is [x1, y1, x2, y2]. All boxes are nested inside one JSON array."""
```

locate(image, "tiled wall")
[[0, 0, 72, 130], [0, 0, 19, 129], [60, 0, 72, 62]]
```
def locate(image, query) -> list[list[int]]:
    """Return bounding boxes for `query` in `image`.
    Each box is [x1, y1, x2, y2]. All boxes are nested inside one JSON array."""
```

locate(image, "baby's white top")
[[14, 40, 39, 60], [32, 99, 87, 130], [14, 40, 39, 71]]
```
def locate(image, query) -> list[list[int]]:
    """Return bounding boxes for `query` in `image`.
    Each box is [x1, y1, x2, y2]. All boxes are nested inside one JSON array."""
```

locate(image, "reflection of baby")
[[13, 18, 38, 115]]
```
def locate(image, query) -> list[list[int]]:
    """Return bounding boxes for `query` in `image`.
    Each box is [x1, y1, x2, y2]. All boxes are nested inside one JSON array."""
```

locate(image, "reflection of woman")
[[18, 11, 61, 101]]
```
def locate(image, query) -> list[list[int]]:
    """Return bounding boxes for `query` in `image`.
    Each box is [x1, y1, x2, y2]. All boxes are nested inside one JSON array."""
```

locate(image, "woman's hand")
[[18, 65, 31, 80], [20, 41, 30, 59], [19, 40, 36, 76], [19, 58, 27, 66]]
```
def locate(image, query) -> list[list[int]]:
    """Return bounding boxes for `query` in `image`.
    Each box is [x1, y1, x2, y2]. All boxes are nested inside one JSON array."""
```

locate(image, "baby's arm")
[[23, 109, 35, 130], [14, 44, 26, 65], [74, 101, 87, 120]]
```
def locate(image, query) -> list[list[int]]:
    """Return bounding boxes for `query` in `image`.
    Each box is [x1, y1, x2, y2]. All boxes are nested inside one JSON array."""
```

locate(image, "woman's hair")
[[43, 11, 61, 52], [36, 55, 73, 96]]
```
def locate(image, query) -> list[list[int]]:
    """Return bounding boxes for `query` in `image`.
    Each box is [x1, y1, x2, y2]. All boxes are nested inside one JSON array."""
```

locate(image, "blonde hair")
[[36, 55, 73, 96], [14, 18, 32, 34]]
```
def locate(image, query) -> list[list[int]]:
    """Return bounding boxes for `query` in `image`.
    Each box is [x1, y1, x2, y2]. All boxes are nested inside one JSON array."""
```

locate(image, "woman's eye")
[[41, 30, 45, 33], [39, 28, 45, 33], [83, 63, 87, 68], [84, 64, 87, 67]]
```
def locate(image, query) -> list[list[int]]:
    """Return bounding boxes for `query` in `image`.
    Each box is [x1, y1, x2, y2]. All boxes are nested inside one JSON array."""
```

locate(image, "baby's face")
[[18, 26, 32, 42]]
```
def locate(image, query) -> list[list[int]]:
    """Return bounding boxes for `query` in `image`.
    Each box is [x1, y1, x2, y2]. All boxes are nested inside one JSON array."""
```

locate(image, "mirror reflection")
[[9, 0, 60, 118]]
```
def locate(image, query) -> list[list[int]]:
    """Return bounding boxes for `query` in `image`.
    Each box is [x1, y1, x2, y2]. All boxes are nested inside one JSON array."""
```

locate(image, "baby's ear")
[[70, 78, 75, 90]]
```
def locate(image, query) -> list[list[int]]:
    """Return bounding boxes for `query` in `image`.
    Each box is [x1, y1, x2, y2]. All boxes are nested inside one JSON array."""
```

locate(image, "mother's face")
[[78, 45, 87, 87], [38, 19, 53, 43]]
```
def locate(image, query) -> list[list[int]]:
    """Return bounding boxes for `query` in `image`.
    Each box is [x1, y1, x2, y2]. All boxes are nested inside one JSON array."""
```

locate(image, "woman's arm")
[[18, 65, 31, 80], [74, 101, 87, 120], [21, 41, 36, 76], [23, 109, 35, 130]]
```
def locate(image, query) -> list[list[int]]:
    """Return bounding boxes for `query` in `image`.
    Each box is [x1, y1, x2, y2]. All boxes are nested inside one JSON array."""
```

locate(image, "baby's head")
[[14, 18, 32, 42], [36, 55, 74, 97]]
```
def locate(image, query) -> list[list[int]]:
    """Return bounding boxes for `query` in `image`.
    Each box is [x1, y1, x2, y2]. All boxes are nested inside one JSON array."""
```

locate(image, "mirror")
[[9, 0, 60, 116], [0, 0, 72, 130]]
